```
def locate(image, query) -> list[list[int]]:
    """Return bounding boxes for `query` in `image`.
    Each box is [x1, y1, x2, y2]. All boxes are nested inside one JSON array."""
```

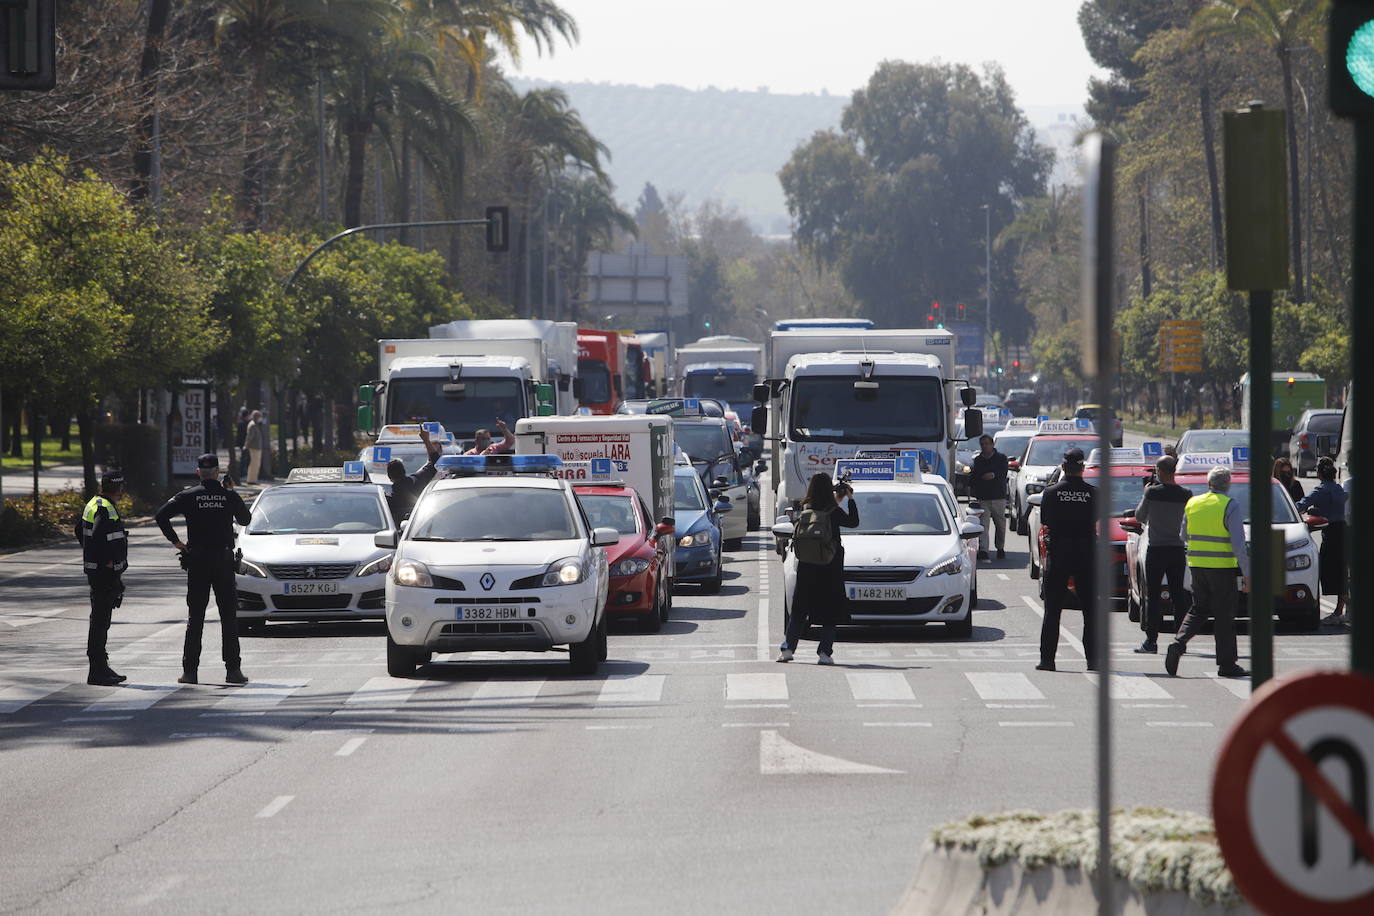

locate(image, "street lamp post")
[[982, 204, 992, 338]]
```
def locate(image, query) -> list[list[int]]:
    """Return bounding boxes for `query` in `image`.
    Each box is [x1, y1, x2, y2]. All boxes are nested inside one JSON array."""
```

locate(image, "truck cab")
[[381, 355, 537, 448], [578, 331, 629, 414]]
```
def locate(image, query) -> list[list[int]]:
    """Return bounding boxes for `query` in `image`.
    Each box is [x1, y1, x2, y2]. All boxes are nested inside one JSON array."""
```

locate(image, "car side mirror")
[[1304, 514, 1329, 531], [959, 521, 983, 539], [655, 521, 676, 538], [1008, 459, 1020, 471], [712, 476, 730, 489], [1119, 519, 1143, 534], [771, 521, 794, 538], [592, 526, 620, 547], [374, 531, 397, 549], [1027, 493, 1044, 507], [714, 498, 733, 514], [960, 386, 977, 408], [962, 408, 983, 439], [752, 383, 770, 404], [751, 405, 768, 437]]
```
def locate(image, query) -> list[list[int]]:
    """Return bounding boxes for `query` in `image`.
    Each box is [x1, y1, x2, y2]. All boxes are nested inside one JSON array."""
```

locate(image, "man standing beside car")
[[970, 434, 1008, 561], [1132, 454, 1191, 654]]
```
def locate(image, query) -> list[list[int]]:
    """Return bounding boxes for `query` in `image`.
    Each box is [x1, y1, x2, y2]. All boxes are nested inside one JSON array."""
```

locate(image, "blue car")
[[671, 466, 731, 593]]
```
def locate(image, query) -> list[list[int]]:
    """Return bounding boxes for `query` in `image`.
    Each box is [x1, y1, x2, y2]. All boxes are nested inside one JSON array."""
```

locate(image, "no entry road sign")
[[1213, 670, 1374, 914]]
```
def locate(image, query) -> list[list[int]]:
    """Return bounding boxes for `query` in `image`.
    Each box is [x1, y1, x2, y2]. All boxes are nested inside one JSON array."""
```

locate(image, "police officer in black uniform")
[[1036, 448, 1099, 672], [76, 471, 130, 686], [155, 453, 252, 685]]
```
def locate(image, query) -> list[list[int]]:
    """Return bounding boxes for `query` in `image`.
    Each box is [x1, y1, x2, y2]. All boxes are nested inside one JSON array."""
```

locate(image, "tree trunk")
[[76, 407, 97, 499], [397, 131, 412, 246], [7, 398, 19, 458], [29, 401, 41, 521], [448, 146, 466, 276], [343, 127, 368, 229], [1199, 54, 1225, 269], [130, 0, 172, 202], [1280, 50, 1304, 302], [1138, 181, 1152, 298]]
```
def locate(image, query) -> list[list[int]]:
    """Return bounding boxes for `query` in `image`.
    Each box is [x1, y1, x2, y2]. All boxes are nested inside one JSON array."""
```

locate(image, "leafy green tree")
[[1078, 0, 1191, 124]]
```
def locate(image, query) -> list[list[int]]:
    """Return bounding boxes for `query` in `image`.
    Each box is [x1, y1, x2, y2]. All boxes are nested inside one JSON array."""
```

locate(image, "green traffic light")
[[1347, 20, 1374, 96]]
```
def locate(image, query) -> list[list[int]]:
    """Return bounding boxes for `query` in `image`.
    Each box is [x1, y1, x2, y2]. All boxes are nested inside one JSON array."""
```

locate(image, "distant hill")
[[513, 79, 1084, 235]]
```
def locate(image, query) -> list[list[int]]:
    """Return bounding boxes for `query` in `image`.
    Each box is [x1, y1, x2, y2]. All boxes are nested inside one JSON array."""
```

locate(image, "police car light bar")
[[435, 454, 563, 475]]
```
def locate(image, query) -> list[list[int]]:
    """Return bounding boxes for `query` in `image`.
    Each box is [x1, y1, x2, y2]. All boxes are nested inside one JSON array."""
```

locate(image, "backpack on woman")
[[791, 505, 837, 565]]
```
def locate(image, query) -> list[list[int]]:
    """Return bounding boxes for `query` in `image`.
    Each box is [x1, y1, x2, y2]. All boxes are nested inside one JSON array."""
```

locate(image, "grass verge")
[[0, 488, 143, 551]]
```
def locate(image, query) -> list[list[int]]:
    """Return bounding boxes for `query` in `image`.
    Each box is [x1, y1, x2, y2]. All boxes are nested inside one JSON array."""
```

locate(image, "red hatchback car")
[[574, 483, 675, 631]]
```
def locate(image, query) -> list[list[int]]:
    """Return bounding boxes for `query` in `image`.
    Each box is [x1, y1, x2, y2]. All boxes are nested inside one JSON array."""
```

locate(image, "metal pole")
[[1352, 120, 1374, 677], [283, 218, 493, 292], [984, 203, 992, 339], [1249, 292, 1275, 689], [317, 68, 328, 223]]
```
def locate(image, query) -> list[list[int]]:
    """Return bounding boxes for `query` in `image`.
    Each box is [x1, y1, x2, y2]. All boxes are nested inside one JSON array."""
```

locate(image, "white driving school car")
[[378, 454, 617, 677], [772, 458, 983, 636], [235, 466, 397, 630]]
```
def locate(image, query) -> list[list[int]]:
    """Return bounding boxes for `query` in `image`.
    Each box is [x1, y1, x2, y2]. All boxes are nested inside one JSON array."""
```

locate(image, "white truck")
[[359, 320, 579, 449], [752, 328, 978, 515], [675, 336, 765, 416]]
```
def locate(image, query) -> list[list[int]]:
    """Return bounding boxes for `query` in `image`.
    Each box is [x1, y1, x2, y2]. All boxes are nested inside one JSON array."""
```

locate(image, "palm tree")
[[1192, 0, 1326, 301], [550, 170, 636, 319]]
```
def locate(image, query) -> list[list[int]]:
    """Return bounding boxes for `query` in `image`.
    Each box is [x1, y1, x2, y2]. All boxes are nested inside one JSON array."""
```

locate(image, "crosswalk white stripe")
[[1083, 672, 1173, 700], [3, 607, 71, 629], [344, 677, 421, 707], [727, 672, 788, 701], [1206, 672, 1252, 699], [965, 672, 1045, 701], [0, 682, 65, 714], [845, 672, 915, 702], [597, 675, 665, 703], [212, 678, 309, 710], [471, 679, 546, 703], [80, 682, 180, 713]]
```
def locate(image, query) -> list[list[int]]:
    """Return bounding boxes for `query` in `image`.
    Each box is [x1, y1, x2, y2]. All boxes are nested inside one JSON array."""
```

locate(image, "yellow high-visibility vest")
[[1185, 491, 1238, 569], [82, 495, 119, 524]]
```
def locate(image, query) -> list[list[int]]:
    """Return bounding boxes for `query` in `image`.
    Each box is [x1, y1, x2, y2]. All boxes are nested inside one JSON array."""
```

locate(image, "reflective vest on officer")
[[80, 495, 128, 572], [1184, 491, 1238, 569]]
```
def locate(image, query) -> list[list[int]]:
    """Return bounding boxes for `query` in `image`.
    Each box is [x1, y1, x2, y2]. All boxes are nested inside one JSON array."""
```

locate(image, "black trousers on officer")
[[1143, 545, 1187, 641], [1041, 538, 1098, 668], [86, 569, 123, 667], [183, 548, 240, 672]]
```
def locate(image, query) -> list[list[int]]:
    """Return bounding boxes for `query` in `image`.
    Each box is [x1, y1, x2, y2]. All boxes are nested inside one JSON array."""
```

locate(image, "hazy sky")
[[504, 0, 1105, 108]]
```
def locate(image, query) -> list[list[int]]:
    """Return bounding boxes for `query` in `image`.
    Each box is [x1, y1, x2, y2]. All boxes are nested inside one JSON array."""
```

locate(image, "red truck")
[[577, 330, 629, 414]]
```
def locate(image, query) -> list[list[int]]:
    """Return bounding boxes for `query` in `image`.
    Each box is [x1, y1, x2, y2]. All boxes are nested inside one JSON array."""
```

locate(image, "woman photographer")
[[778, 472, 860, 665]]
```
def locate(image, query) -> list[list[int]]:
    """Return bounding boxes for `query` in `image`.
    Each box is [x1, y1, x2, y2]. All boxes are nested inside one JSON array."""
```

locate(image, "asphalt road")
[[0, 474, 1349, 914]]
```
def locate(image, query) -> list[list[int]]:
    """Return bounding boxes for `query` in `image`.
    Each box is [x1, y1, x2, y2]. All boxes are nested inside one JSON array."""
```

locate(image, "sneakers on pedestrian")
[[977, 550, 989, 561], [816, 653, 835, 666], [87, 670, 123, 687], [776, 647, 793, 663], [177, 670, 198, 685], [225, 668, 248, 685], [996, 549, 1006, 560], [1035, 661, 1056, 672], [1133, 640, 1157, 654], [1164, 642, 1184, 677]]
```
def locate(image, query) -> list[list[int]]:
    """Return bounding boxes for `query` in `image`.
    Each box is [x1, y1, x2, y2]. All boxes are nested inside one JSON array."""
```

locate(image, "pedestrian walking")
[[1273, 457, 1304, 504], [778, 472, 859, 665], [1036, 448, 1099, 672], [154, 453, 253, 686], [386, 428, 443, 523], [1132, 455, 1190, 654], [970, 434, 1009, 560], [75, 471, 129, 686], [244, 410, 265, 484], [1297, 457, 1348, 626], [1165, 465, 1250, 679]]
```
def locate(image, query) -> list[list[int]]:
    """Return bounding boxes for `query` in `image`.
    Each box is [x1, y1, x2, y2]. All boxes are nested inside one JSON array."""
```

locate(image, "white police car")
[[235, 465, 396, 631], [378, 454, 618, 677], [772, 458, 983, 636]]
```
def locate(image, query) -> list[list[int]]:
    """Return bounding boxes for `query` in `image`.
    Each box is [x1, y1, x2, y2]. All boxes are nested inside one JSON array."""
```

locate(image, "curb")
[[893, 844, 1255, 916]]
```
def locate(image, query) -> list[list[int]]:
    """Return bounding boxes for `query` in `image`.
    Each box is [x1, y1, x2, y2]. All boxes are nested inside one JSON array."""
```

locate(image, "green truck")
[[1238, 371, 1326, 457]]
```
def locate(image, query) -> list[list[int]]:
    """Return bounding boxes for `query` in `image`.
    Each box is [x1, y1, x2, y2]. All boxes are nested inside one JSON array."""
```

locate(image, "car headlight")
[[926, 555, 963, 577], [1025, 483, 1045, 495], [393, 559, 434, 588], [1288, 537, 1311, 551], [237, 558, 267, 578], [1286, 553, 1312, 570], [611, 557, 652, 577], [958, 463, 971, 474], [542, 557, 585, 586], [358, 554, 393, 577], [678, 532, 711, 548]]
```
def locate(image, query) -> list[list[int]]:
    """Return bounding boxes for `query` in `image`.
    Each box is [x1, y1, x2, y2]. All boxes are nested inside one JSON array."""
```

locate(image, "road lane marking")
[[212, 678, 309, 710], [121, 623, 185, 656], [132, 875, 186, 907], [200, 711, 266, 718], [998, 721, 1074, 727], [1082, 672, 1173, 700], [344, 677, 422, 707], [335, 737, 368, 757], [65, 715, 133, 721], [169, 732, 231, 739], [1146, 721, 1214, 727], [3, 606, 71, 628], [80, 682, 179, 713], [759, 729, 902, 774], [471, 679, 546, 704], [845, 671, 916, 702], [857, 703, 923, 708], [997, 574, 1010, 581], [255, 795, 294, 819], [727, 702, 788, 708], [0, 682, 65, 714], [725, 722, 789, 727], [596, 674, 665, 703], [727, 673, 787, 701], [1121, 703, 1186, 708], [756, 597, 771, 662], [1021, 595, 1087, 657], [986, 703, 1054, 709], [1205, 672, 1252, 699], [862, 722, 932, 727], [965, 672, 1045, 701]]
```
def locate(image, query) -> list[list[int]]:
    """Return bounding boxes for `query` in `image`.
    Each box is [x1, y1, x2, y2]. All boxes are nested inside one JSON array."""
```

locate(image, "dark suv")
[[1288, 408, 1343, 476], [1003, 389, 1040, 418]]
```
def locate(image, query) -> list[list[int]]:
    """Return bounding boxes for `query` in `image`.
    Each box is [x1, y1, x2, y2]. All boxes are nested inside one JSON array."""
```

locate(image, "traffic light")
[[926, 313, 935, 327], [0, 0, 56, 91], [957, 302, 966, 320], [485, 206, 509, 251], [703, 315, 712, 330], [1330, 1, 1374, 117], [1012, 359, 1021, 371]]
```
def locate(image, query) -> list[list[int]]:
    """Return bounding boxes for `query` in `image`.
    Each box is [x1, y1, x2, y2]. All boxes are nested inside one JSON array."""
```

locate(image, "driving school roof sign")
[[1213, 670, 1374, 914]]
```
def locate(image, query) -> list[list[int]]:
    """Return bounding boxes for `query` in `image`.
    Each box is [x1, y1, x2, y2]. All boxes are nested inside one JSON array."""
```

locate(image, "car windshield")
[[576, 494, 639, 535], [578, 359, 612, 405], [684, 372, 755, 405], [1083, 475, 1157, 516], [247, 490, 386, 534], [789, 376, 944, 443], [407, 487, 577, 541], [1025, 437, 1099, 465], [850, 491, 951, 535], [1308, 413, 1342, 434], [386, 378, 522, 438], [955, 437, 980, 462], [1178, 430, 1250, 453], [674, 423, 740, 485], [673, 474, 706, 511], [1176, 480, 1299, 524], [995, 433, 1034, 460]]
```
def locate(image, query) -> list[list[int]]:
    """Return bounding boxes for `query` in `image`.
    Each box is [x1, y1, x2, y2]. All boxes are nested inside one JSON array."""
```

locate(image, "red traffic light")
[[932, 301, 940, 311], [1013, 360, 1021, 369]]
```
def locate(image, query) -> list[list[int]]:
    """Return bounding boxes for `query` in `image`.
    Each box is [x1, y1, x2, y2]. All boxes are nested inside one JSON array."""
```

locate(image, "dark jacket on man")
[[970, 450, 1009, 501], [155, 478, 251, 548]]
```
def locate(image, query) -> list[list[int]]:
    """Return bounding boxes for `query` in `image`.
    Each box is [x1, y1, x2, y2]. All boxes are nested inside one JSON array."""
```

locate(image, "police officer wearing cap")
[[1036, 447, 1099, 672], [75, 471, 130, 686], [155, 453, 252, 685]]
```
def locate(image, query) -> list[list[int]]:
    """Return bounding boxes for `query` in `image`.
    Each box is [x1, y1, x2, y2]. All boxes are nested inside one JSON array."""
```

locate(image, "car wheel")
[[703, 553, 723, 593], [725, 537, 744, 551], [386, 632, 417, 678], [970, 576, 978, 609], [948, 596, 974, 638], [661, 580, 673, 621], [643, 588, 664, 632], [747, 505, 761, 531], [1029, 541, 1040, 579], [596, 614, 609, 661], [569, 619, 602, 674]]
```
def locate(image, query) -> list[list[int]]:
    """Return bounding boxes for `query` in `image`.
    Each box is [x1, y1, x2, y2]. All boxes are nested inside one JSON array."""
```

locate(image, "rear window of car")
[[1308, 413, 1342, 434]]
